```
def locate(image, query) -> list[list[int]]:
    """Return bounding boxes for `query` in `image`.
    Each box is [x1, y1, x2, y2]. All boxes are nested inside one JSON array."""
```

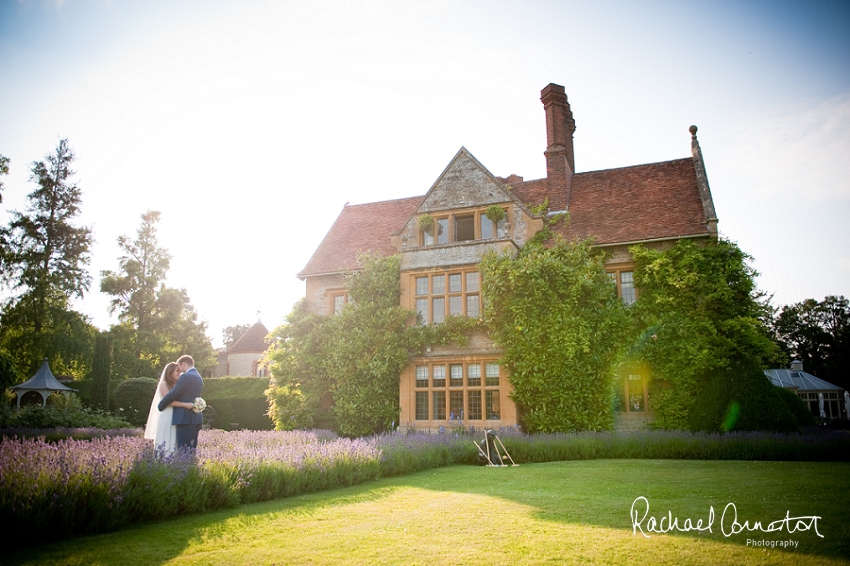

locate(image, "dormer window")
[[418, 207, 509, 246]]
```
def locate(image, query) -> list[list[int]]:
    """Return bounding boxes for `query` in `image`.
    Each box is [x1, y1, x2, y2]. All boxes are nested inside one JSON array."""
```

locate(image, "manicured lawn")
[[7, 460, 850, 565]]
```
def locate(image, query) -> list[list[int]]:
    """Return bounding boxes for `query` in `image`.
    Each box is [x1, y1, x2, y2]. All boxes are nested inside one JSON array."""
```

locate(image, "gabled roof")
[[413, 147, 526, 216], [10, 359, 77, 392], [765, 369, 845, 392], [299, 153, 712, 278], [298, 196, 423, 278], [229, 321, 270, 354]]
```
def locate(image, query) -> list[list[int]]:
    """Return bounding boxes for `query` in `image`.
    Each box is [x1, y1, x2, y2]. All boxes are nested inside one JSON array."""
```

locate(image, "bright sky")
[[1, 0, 848, 348]]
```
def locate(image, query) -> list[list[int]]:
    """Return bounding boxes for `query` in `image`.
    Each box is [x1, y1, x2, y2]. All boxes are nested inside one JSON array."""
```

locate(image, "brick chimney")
[[541, 83, 575, 212]]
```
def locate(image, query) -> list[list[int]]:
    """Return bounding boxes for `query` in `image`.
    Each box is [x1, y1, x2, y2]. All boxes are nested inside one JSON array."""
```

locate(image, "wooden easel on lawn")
[[474, 429, 518, 467]]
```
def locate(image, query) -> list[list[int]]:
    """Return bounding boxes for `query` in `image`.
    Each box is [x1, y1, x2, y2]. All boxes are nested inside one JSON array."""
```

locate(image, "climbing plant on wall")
[[629, 238, 787, 431], [479, 237, 631, 433], [266, 253, 479, 437]]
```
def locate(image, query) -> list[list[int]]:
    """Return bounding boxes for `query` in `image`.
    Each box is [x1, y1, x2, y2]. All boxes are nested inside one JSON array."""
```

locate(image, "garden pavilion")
[[9, 358, 77, 407], [765, 360, 847, 420]]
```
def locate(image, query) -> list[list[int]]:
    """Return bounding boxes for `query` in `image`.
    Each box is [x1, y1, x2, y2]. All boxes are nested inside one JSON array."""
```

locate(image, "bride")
[[144, 362, 194, 454]]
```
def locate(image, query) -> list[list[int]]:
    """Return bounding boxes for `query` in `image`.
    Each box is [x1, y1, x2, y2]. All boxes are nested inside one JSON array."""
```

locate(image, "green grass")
[[6, 460, 850, 566]]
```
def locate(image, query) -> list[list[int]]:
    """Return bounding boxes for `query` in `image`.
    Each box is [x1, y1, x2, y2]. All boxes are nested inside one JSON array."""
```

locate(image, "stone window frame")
[[329, 290, 349, 315], [607, 266, 638, 305], [412, 360, 502, 423], [413, 269, 481, 325]]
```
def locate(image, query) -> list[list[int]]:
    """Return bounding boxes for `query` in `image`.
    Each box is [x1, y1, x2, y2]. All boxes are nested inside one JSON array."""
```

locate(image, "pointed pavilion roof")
[[10, 359, 77, 392]]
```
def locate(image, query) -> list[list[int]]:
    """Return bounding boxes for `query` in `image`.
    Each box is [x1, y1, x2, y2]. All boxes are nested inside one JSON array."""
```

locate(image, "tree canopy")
[[630, 238, 790, 431], [100, 211, 214, 378], [0, 139, 96, 377], [773, 295, 850, 390]]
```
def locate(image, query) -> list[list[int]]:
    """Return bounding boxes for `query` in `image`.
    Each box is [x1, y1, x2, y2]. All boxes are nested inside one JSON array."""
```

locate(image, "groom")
[[158, 354, 204, 450]]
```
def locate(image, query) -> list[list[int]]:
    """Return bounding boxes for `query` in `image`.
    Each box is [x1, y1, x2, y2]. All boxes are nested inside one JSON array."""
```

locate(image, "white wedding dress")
[[144, 370, 178, 454]]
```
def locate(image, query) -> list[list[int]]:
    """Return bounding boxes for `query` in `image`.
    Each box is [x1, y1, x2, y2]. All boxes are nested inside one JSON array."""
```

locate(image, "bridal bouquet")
[[192, 397, 207, 413]]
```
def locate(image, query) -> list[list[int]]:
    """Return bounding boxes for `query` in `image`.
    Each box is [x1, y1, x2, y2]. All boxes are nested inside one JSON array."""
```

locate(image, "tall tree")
[[100, 210, 171, 357], [774, 295, 850, 390], [0, 139, 95, 376], [0, 153, 8, 203], [100, 211, 214, 378]]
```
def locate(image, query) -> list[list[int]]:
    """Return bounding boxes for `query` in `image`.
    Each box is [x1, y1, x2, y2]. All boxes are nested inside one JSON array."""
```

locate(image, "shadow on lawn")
[[403, 459, 850, 561], [153, 460, 850, 563]]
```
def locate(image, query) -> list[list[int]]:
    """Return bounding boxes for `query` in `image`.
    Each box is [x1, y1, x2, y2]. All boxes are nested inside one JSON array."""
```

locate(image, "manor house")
[[298, 83, 718, 431]]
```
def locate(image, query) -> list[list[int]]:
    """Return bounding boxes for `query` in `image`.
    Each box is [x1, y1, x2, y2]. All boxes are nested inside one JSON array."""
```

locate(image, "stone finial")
[[689, 125, 698, 139]]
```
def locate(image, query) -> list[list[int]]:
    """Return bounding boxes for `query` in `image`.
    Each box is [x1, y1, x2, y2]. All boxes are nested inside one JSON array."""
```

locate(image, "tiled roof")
[[300, 157, 711, 277], [298, 196, 423, 277], [554, 158, 711, 245], [229, 321, 270, 354]]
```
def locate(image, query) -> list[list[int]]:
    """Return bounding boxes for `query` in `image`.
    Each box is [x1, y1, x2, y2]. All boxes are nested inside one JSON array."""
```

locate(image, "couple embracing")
[[144, 354, 205, 454]]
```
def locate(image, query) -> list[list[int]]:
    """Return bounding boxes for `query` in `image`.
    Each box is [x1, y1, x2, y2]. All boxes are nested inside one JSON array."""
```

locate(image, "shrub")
[[775, 386, 817, 427], [201, 377, 273, 430], [112, 377, 158, 426], [1, 394, 132, 429], [207, 398, 273, 430], [687, 357, 798, 433]]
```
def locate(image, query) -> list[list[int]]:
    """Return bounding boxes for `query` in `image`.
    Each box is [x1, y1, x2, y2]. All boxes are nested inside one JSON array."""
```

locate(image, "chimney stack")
[[541, 83, 575, 212]]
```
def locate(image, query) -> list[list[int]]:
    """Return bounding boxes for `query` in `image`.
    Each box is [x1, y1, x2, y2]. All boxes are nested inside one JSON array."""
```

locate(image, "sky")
[[1, 0, 848, 348]]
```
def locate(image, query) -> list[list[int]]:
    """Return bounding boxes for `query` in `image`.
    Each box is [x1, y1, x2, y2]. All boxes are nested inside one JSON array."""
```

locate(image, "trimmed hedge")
[[112, 378, 158, 426], [206, 398, 273, 430], [202, 377, 273, 430]]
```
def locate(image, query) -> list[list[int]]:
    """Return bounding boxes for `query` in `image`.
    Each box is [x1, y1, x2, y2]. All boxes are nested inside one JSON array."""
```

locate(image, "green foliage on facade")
[[266, 254, 479, 437], [480, 238, 631, 433], [630, 238, 784, 430], [266, 254, 410, 436], [267, 234, 795, 435]]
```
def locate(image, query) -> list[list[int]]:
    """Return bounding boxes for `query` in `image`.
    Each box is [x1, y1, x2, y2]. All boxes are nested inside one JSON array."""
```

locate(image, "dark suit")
[[158, 367, 204, 450]]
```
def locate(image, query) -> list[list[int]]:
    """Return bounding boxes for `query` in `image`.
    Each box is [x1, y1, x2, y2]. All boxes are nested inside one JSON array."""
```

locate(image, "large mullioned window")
[[414, 270, 481, 324], [414, 361, 501, 422]]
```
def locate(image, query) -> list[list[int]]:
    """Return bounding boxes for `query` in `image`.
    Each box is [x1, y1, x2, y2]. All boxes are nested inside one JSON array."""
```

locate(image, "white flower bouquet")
[[192, 397, 207, 413]]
